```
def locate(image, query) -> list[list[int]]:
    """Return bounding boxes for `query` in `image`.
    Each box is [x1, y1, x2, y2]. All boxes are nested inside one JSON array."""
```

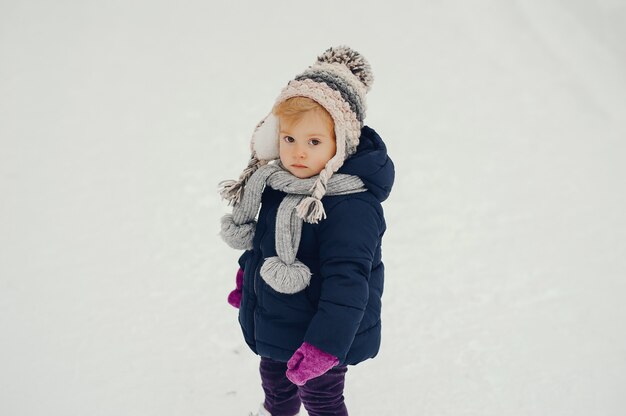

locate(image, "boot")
[[248, 403, 299, 416]]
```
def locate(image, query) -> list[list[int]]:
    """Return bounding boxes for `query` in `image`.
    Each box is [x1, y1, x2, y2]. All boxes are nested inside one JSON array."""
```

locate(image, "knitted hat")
[[219, 45, 373, 223]]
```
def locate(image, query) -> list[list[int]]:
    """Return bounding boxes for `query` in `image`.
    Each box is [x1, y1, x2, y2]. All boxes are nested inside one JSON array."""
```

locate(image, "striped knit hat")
[[219, 45, 373, 223]]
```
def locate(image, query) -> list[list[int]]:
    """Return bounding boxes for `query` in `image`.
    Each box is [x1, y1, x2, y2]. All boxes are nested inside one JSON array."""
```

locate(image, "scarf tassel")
[[260, 257, 312, 294]]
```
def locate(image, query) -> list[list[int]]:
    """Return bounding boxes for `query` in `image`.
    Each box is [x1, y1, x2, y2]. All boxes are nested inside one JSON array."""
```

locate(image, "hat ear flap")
[[251, 113, 280, 160]]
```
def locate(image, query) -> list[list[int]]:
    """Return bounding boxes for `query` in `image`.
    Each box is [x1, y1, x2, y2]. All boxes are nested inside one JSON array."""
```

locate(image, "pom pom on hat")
[[317, 45, 374, 92]]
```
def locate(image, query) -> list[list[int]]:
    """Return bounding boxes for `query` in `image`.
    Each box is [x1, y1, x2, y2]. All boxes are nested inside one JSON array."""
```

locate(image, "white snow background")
[[1, 0, 625, 415]]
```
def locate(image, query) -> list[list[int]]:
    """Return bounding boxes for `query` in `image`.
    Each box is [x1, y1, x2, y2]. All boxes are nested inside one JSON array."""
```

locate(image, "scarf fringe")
[[220, 214, 255, 250], [260, 257, 312, 294]]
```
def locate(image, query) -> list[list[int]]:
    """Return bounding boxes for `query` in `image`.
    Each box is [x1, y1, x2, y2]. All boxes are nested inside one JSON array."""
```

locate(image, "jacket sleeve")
[[303, 197, 382, 363], [237, 250, 253, 270]]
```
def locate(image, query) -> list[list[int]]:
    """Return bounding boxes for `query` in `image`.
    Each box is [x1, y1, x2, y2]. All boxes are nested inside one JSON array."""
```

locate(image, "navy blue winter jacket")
[[237, 126, 394, 366]]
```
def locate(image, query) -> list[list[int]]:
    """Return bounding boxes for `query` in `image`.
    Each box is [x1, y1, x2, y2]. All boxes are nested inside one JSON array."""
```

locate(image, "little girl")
[[219, 46, 394, 416]]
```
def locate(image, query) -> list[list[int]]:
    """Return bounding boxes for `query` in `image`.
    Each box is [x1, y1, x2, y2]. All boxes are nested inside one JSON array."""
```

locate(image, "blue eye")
[[309, 139, 320, 145], [283, 136, 295, 143]]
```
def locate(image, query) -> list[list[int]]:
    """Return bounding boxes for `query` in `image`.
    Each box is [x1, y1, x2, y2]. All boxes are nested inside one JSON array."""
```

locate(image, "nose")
[[295, 143, 306, 159]]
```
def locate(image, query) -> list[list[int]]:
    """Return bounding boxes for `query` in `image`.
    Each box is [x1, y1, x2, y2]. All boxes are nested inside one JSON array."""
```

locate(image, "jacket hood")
[[337, 126, 394, 202]]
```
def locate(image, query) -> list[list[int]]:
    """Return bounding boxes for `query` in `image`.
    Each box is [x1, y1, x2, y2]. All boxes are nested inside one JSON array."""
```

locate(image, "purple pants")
[[260, 356, 348, 416]]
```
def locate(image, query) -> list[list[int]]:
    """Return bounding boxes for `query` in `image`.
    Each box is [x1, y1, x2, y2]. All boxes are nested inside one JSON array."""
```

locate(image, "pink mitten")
[[227, 268, 244, 309], [286, 342, 339, 386]]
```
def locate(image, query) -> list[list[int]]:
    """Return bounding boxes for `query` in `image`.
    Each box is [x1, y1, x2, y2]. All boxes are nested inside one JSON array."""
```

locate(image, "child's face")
[[278, 110, 336, 179]]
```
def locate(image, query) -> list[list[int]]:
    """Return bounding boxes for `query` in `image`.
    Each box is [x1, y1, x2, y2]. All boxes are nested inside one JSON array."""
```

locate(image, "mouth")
[[291, 164, 308, 168]]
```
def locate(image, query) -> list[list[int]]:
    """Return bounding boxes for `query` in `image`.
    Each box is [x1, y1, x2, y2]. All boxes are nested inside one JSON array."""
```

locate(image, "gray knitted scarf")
[[220, 163, 366, 294]]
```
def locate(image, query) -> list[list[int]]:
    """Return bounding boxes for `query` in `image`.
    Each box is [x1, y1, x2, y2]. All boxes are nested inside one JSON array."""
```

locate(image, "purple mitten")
[[227, 268, 244, 309], [286, 342, 339, 386]]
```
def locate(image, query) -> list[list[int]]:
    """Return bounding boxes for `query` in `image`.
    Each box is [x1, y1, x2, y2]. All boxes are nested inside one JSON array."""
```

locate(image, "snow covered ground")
[[1, 1, 625, 415]]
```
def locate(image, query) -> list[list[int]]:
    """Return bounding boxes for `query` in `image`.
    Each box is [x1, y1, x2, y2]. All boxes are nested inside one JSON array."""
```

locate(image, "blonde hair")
[[273, 97, 335, 139]]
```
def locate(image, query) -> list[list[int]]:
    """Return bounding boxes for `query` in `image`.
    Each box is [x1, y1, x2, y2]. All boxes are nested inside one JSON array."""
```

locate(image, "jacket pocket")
[[253, 260, 262, 301]]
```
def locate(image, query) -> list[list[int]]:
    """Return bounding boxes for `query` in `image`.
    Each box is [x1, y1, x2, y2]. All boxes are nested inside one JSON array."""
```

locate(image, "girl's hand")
[[227, 268, 244, 308], [286, 342, 339, 386]]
